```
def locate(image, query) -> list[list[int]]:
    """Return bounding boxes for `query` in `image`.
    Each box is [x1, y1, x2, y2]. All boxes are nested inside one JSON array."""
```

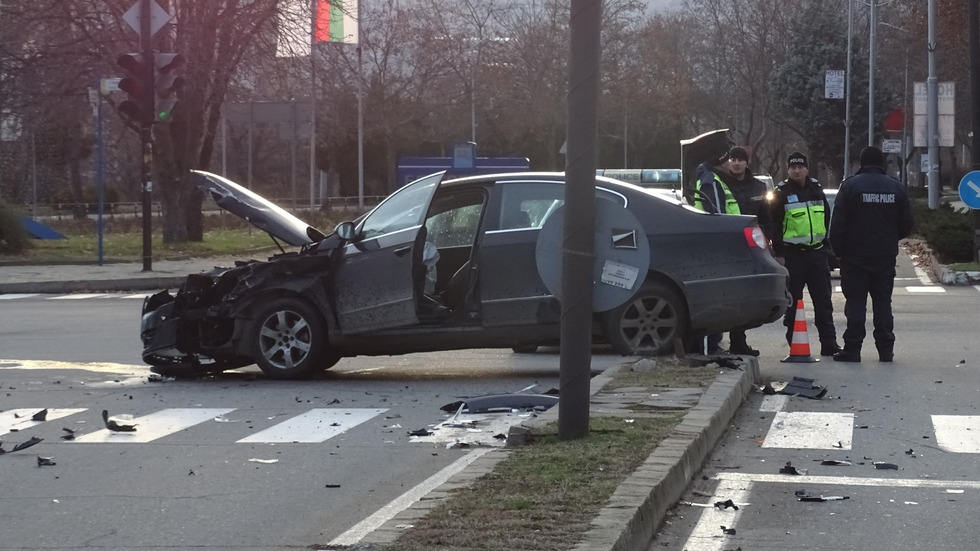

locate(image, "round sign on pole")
[[958, 171, 980, 210], [535, 200, 651, 312]]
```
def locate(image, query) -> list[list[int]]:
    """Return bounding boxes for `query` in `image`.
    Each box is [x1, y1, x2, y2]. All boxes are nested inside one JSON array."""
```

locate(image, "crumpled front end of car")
[[140, 260, 276, 366]]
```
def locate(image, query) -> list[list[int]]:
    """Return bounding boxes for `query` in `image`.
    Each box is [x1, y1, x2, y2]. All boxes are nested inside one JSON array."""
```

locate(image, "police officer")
[[693, 147, 769, 356], [770, 152, 841, 356], [829, 146, 913, 362]]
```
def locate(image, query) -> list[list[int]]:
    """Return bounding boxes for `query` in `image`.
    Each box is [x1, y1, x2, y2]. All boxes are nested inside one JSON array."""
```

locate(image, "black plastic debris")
[[32, 409, 48, 422], [874, 462, 899, 470], [906, 448, 916, 457], [821, 459, 853, 466], [102, 410, 137, 432], [779, 376, 828, 399], [60, 428, 76, 441], [720, 526, 736, 535], [439, 393, 559, 414], [0, 436, 43, 454], [37, 456, 56, 467], [408, 428, 433, 437], [761, 382, 777, 395], [714, 499, 739, 510], [800, 495, 849, 502], [779, 461, 807, 475]]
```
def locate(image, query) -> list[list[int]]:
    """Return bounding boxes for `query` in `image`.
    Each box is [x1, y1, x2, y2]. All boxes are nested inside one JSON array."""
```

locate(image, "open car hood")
[[191, 170, 326, 246]]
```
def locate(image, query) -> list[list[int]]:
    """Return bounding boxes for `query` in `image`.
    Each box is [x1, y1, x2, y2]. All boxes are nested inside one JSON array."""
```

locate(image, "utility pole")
[[927, 0, 940, 209], [969, 0, 980, 261]]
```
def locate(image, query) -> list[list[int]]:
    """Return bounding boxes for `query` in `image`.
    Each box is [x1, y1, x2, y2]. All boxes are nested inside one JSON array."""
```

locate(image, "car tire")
[[249, 297, 334, 379], [602, 280, 689, 356], [511, 344, 538, 354]]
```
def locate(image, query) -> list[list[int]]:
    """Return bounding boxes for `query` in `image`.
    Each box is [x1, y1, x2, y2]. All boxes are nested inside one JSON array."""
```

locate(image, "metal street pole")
[[560, 0, 600, 440], [868, 0, 877, 147], [139, 0, 154, 271], [968, 0, 980, 261], [927, 0, 940, 209], [844, 0, 853, 176]]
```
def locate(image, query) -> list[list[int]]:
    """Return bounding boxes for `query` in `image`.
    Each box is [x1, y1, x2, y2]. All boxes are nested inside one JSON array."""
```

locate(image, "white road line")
[[761, 411, 854, 449], [48, 293, 109, 300], [974, 285, 980, 293], [121, 293, 154, 299], [932, 415, 980, 453], [716, 471, 980, 490], [906, 286, 946, 293], [0, 408, 87, 436], [681, 478, 751, 551], [72, 408, 235, 443], [327, 448, 493, 547], [913, 265, 933, 285], [236, 408, 388, 443], [758, 394, 788, 412], [0, 293, 38, 300]]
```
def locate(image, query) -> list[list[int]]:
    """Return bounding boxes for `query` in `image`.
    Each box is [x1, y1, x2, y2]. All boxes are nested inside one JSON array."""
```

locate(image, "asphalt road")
[[0, 296, 625, 550], [648, 254, 980, 550]]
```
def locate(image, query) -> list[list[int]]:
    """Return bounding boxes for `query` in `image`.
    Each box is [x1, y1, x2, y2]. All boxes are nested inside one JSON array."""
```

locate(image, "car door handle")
[[393, 245, 413, 256]]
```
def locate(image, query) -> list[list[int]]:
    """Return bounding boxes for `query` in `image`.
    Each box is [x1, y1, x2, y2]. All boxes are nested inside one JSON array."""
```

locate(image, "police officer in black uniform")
[[829, 146, 914, 362], [719, 146, 772, 355], [770, 152, 841, 356]]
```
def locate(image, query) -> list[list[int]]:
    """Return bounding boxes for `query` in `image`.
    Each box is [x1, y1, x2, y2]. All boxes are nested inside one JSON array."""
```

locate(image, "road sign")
[[958, 171, 980, 210], [123, 0, 172, 37], [881, 139, 902, 154], [824, 70, 845, 99], [913, 81, 955, 147]]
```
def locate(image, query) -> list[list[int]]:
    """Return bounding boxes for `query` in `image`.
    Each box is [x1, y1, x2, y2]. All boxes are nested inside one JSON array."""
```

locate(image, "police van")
[[595, 169, 685, 201]]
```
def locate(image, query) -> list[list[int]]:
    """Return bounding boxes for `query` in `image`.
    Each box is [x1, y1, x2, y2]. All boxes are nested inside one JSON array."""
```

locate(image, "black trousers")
[[839, 258, 896, 354], [782, 248, 836, 347]]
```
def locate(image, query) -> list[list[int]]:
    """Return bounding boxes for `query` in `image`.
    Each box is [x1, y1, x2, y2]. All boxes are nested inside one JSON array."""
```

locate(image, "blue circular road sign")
[[958, 171, 980, 210]]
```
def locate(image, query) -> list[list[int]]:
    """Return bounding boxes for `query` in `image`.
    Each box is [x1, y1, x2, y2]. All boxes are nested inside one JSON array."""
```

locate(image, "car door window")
[[359, 173, 442, 240], [498, 182, 626, 230], [425, 190, 486, 247]]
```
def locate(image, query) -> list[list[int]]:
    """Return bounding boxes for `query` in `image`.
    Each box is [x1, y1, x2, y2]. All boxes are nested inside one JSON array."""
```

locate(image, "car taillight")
[[743, 227, 768, 249]]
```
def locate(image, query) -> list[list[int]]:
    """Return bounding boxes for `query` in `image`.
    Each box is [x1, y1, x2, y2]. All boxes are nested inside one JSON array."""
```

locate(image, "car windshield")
[[359, 172, 442, 239]]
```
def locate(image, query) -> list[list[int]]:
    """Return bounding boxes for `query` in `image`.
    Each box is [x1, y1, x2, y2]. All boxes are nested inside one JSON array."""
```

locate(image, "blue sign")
[[958, 171, 980, 210]]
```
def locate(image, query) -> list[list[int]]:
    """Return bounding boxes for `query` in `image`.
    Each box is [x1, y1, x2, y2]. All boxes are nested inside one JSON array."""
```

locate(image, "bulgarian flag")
[[315, 0, 359, 44]]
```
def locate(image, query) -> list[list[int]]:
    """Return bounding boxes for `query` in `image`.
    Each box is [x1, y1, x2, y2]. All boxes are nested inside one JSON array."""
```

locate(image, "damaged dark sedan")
[[141, 170, 789, 379]]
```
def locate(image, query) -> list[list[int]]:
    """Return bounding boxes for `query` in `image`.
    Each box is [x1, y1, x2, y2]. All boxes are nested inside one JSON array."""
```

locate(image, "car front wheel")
[[602, 280, 689, 356], [249, 297, 333, 379]]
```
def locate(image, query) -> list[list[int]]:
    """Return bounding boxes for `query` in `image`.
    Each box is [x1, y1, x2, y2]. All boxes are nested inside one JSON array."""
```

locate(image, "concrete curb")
[[355, 357, 758, 551], [0, 277, 186, 294]]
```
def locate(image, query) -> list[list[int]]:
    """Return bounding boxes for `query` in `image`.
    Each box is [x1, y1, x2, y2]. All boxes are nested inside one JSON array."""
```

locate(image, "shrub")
[[910, 198, 974, 263], [0, 201, 31, 254]]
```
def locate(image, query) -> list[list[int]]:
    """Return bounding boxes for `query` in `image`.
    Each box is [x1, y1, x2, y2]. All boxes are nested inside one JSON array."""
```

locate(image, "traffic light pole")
[[139, 0, 153, 271]]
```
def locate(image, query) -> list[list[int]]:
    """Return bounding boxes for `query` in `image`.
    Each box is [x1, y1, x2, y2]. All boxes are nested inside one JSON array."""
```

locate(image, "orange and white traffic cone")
[[781, 299, 819, 363]]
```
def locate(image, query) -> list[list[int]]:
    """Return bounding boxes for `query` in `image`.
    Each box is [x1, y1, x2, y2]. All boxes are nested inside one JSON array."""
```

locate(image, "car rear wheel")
[[602, 280, 689, 356], [249, 297, 334, 379]]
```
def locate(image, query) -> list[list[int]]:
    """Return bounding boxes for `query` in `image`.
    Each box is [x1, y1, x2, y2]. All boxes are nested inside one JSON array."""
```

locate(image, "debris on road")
[[779, 461, 807, 475], [37, 456, 56, 467], [720, 525, 736, 535], [779, 376, 828, 399], [820, 459, 853, 466], [102, 410, 137, 432], [0, 436, 43, 454], [799, 494, 850, 502], [31, 409, 48, 421], [440, 393, 558, 414], [873, 462, 899, 470], [714, 499, 739, 510]]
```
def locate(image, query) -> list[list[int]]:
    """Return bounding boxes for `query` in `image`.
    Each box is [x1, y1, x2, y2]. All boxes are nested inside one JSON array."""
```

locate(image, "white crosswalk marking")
[[762, 411, 854, 449], [907, 286, 946, 293], [236, 408, 388, 443], [0, 293, 39, 300], [72, 408, 235, 443], [0, 408, 86, 436], [48, 293, 110, 300], [932, 415, 980, 453]]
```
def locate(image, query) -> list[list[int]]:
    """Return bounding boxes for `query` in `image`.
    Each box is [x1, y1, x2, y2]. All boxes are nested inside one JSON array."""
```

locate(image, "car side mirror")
[[335, 221, 357, 242]]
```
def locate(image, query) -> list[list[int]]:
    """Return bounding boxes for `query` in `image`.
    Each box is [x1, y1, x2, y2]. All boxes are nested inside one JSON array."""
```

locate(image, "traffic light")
[[153, 53, 184, 123], [117, 53, 153, 124]]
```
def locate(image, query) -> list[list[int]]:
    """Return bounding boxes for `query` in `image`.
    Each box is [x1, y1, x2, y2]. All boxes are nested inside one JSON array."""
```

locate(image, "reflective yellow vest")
[[780, 191, 828, 247], [694, 173, 740, 214]]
